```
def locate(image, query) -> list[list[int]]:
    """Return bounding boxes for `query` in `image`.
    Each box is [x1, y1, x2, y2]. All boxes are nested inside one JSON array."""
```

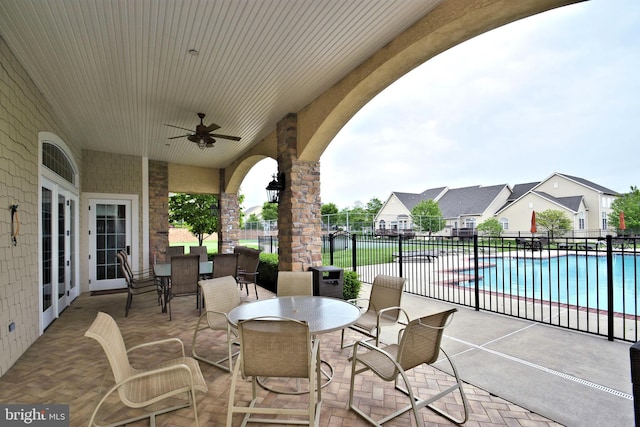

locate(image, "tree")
[[169, 193, 218, 245], [260, 201, 278, 221], [321, 203, 339, 228], [410, 200, 444, 233], [366, 197, 383, 216], [536, 209, 572, 240], [609, 186, 640, 233], [477, 218, 503, 237]]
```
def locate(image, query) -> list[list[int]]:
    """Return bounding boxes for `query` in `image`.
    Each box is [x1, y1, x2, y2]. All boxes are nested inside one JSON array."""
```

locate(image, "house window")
[[602, 212, 608, 229], [464, 218, 476, 229], [578, 212, 585, 230], [499, 218, 509, 230], [42, 142, 75, 185], [379, 220, 386, 230]]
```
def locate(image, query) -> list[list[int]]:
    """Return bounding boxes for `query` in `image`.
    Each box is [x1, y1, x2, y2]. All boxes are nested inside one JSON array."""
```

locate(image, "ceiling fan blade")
[[206, 122, 221, 132], [165, 124, 195, 132], [167, 134, 191, 139], [209, 133, 241, 141]]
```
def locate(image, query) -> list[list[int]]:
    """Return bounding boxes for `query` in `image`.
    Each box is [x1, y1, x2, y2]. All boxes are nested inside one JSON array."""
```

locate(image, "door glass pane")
[[42, 187, 52, 312], [69, 199, 76, 290], [96, 203, 126, 280], [58, 194, 66, 300]]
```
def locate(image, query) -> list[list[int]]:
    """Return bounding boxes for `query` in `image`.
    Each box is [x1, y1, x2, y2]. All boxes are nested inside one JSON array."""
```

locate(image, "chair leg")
[[125, 292, 132, 317], [392, 348, 469, 425]]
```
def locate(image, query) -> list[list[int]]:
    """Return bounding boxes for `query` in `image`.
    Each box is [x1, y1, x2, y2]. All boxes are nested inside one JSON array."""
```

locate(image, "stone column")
[[277, 113, 323, 271], [148, 160, 169, 262], [218, 169, 240, 254]]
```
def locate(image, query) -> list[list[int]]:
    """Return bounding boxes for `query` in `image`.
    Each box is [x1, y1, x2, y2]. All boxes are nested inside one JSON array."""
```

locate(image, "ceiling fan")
[[165, 113, 241, 149]]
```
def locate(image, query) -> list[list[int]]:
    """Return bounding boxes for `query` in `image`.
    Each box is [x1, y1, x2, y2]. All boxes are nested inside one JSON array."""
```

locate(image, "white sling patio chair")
[[85, 312, 208, 427], [348, 308, 469, 425], [227, 316, 322, 426], [191, 276, 242, 372], [277, 271, 313, 297], [341, 274, 408, 348]]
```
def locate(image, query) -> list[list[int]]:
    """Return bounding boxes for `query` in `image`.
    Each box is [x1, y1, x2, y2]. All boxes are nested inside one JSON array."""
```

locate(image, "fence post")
[[606, 234, 614, 341], [473, 234, 480, 311], [351, 233, 357, 271], [329, 233, 335, 266], [398, 234, 403, 277]]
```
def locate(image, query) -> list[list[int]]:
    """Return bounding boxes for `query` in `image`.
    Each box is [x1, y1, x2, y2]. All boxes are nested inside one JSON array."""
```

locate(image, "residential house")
[[375, 184, 510, 236], [496, 173, 619, 237], [375, 173, 619, 238]]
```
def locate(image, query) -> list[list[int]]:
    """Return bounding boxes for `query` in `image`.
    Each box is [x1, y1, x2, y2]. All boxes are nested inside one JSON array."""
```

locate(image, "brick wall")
[[149, 161, 169, 262]]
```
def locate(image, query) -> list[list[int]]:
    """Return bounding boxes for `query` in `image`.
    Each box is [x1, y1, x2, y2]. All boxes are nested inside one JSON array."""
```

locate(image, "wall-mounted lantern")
[[266, 173, 285, 204]]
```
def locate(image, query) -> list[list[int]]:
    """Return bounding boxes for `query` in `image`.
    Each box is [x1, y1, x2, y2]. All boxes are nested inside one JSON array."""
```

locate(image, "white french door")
[[88, 196, 137, 291], [41, 179, 79, 329]]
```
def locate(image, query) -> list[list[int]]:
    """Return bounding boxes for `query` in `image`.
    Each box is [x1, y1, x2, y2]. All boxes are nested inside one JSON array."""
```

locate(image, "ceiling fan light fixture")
[[165, 113, 240, 149]]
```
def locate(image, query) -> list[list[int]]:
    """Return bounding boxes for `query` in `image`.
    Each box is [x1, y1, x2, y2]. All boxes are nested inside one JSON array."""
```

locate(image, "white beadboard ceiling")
[[0, 0, 441, 168]]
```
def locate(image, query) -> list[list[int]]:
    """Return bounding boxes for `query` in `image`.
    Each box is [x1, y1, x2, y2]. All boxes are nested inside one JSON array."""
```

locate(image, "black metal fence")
[[322, 232, 640, 342]]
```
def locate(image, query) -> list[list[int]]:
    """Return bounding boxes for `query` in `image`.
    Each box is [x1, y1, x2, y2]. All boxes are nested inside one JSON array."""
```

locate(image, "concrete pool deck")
[[369, 284, 635, 426]]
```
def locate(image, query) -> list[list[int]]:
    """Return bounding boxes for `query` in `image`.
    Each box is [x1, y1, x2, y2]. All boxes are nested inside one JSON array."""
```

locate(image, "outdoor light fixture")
[[210, 200, 219, 217], [266, 173, 285, 204]]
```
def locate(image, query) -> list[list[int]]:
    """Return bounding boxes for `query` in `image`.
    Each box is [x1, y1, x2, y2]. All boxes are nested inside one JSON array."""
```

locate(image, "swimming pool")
[[467, 254, 640, 314]]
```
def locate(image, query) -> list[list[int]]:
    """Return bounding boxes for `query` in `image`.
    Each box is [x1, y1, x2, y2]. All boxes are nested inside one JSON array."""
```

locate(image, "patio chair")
[[348, 308, 469, 425], [227, 316, 322, 426], [166, 245, 185, 262], [189, 245, 209, 263], [168, 254, 200, 320], [117, 250, 160, 317], [191, 276, 242, 372], [85, 312, 208, 427], [341, 274, 408, 348], [277, 271, 313, 296], [234, 246, 262, 298], [212, 253, 239, 279]]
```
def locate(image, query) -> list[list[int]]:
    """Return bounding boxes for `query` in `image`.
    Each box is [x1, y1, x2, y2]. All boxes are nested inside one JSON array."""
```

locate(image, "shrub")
[[257, 253, 279, 293], [342, 270, 362, 300]]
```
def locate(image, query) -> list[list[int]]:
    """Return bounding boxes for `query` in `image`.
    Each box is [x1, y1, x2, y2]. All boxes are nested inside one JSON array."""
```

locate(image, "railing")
[[322, 232, 640, 342]]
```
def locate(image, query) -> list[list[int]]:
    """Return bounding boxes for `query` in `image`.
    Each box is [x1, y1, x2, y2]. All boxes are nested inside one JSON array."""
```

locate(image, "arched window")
[[42, 142, 76, 185], [499, 218, 509, 230]]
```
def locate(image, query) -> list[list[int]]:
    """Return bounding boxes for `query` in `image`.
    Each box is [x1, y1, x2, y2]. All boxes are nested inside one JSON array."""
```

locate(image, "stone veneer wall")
[[277, 114, 323, 271], [218, 192, 240, 254], [149, 161, 169, 262], [0, 36, 76, 376]]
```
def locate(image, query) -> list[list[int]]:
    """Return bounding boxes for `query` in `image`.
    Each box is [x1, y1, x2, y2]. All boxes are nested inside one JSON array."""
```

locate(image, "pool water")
[[468, 254, 640, 314]]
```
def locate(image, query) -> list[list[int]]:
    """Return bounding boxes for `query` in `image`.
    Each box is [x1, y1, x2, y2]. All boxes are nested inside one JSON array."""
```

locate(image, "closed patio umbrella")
[[530, 211, 537, 234], [619, 211, 626, 230]]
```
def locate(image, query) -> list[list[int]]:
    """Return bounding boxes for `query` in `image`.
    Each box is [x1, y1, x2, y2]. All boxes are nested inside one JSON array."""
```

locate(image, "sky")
[[240, 0, 640, 211]]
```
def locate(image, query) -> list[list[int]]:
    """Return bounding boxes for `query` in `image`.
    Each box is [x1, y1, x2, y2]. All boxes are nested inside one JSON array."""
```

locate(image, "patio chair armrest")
[[128, 337, 186, 357], [128, 362, 194, 385], [376, 306, 409, 326], [347, 297, 370, 311], [352, 338, 396, 362]]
